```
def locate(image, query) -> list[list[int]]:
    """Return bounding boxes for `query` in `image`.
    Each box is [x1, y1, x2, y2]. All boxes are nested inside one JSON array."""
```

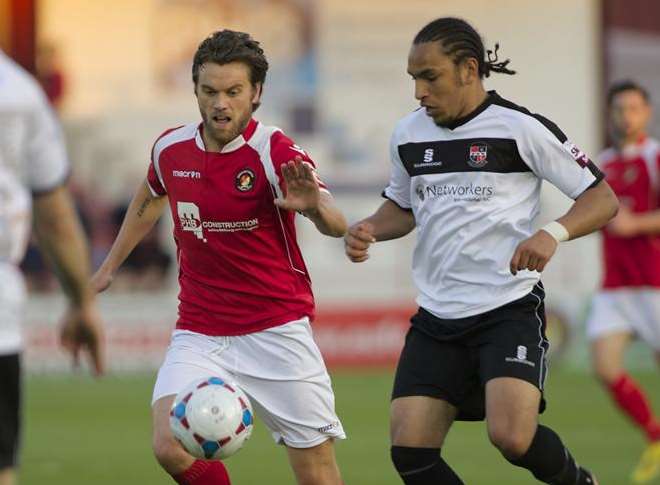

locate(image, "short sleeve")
[[146, 133, 168, 197], [24, 95, 70, 194], [269, 132, 330, 196], [517, 116, 604, 199], [382, 131, 412, 210]]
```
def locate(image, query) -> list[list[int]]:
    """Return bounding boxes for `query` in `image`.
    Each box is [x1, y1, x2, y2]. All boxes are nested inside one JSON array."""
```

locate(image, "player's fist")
[[344, 221, 376, 263], [509, 230, 558, 275]]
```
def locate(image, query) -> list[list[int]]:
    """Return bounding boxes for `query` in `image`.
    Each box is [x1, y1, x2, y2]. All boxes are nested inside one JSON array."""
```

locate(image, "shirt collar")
[[443, 90, 496, 130], [195, 118, 259, 153]]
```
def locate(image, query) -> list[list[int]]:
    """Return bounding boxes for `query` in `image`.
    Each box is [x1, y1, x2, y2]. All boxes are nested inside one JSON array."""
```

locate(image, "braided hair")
[[414, 17, 516, 78]]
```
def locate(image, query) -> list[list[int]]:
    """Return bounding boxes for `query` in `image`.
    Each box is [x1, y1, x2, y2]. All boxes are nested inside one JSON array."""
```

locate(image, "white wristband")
[[541, 221, 569, 243]]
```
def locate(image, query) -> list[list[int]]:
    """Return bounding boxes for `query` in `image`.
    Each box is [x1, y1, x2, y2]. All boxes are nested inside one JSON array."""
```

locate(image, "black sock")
[[508, 425, 595, 484], [391, 446, 464, 485]]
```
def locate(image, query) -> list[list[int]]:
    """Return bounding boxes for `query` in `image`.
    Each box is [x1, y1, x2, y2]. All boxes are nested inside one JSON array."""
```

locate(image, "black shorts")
[[392, 289, 549, 421], [0, 353, 21, 469]]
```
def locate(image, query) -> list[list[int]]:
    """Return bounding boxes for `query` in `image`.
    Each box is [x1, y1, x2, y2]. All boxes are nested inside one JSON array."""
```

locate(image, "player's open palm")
[[509, 229, 558, 275], [59, 303, 106, 377], [274, 156, 320, 212], [345, 222, 376, 263]]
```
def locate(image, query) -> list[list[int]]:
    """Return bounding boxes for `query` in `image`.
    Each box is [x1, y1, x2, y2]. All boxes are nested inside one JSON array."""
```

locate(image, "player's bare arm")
[[608, 206, 660, 237], [32, 185, 105, 376], [91, 179, 168, 292], [510, 180, 619, 275], [274, 155, 347, 237], [345, 200, 415, 263]]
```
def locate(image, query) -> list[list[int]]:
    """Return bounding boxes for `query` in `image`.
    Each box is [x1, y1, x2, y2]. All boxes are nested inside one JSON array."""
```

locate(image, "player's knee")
[[152, 434, 189, 475], [592, 360, 619, 385], [488, 427, 532, 460]]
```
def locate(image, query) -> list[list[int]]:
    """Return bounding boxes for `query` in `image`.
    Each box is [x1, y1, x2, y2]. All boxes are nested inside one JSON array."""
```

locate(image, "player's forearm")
[[556, 180, 619, 240], [629, 211, 660, 235], [303, 193, 347, 237], [97, 180, 168, 277], [32, 186, 94, 306], [362, 199, 416, 241]]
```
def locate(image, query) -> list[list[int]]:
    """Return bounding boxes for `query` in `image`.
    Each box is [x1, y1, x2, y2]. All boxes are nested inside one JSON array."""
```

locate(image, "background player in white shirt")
[[345, 18, 618, 485], [0, 49, 105, 485]]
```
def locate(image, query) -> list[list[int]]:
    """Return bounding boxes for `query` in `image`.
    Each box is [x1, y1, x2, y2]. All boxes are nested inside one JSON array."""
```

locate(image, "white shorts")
[[586, 289, 660, 350], [152, 317, 346, 448]]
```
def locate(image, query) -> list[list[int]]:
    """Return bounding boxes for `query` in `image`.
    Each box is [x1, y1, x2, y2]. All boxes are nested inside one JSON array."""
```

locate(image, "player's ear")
[[252, 82, 263, 105], [460, 58, 479, 85]]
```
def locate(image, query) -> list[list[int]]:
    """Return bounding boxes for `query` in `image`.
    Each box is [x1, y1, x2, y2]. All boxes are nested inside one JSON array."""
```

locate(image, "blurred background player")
[[0, 48, 105, 485], [587, 80, 660, 484], [344, 17, 618, 485], [91, 30, 347, 485]]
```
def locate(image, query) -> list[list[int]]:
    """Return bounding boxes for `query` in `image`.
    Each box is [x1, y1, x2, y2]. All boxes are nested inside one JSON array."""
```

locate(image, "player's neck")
[[201, 119, 251, 153], [458, 87, 489, 120], [615, 132, 647, 151]]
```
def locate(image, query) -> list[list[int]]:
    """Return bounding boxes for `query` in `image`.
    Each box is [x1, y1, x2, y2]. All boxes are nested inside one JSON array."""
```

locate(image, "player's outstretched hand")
[[509, 230, 558, 275], [59, 302, 105, 377], [274, 156, 321, 213], [344, 222, 376, 263]]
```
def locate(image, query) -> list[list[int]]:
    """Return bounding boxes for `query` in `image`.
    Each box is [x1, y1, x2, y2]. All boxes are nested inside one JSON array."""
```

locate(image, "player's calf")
[[391, 446, 464, 485], [506, 424, 596, 485]]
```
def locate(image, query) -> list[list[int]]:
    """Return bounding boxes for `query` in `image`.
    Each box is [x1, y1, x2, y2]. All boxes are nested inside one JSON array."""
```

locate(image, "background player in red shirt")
[[92, 31, 347, 485], [587, 80, 660, 483]]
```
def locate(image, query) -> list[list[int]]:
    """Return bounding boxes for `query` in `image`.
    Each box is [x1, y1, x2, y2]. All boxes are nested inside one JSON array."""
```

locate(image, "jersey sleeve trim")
[[381, 189, 413, 211], [31, 168, 71, 197]]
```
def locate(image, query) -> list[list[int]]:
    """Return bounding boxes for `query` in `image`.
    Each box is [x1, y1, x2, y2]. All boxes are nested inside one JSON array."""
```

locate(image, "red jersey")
[[600, 137, 660, 288], [146, 119, 329, 335]]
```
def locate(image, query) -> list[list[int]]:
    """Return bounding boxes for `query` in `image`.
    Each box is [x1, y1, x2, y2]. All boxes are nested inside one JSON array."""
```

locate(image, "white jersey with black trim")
[[0, 50, 70, 354], [384, 91, 603, 319]]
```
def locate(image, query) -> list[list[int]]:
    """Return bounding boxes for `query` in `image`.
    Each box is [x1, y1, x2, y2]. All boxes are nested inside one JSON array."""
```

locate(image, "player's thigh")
[[0, 353, 20, 473], [390, 396, 457, 447], [485, 377, 540, 453], [390, 327, 471, 447], [590, 331, 631, 382], [286, 439, 341, 485], [230, 319, 345, 449]]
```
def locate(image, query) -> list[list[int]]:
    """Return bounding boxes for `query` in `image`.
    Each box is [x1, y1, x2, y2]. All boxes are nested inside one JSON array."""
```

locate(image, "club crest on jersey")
[[468, 144, 488, 168], [235, 169, 255, 192]]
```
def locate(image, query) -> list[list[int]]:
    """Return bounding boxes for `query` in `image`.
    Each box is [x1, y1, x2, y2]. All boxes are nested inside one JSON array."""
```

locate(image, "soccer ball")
[[169, 377, 254, 460]]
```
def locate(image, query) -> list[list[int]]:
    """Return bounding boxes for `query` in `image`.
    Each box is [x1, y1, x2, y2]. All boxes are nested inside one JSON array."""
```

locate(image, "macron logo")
[[173, 170, 201, 179]]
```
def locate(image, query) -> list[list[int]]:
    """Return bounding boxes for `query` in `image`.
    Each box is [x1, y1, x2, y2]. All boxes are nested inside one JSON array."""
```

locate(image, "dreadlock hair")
[[414, 17, 516, 78], [607, 79, 650, 107], [192, 30, 269, 111]]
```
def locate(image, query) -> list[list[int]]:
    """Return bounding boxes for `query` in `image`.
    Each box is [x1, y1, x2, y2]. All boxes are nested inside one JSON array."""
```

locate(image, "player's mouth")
[[211, 114, 232, 128]]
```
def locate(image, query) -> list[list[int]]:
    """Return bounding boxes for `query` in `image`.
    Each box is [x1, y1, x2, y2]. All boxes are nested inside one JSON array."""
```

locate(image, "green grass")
[[20, 367, 659, 484]]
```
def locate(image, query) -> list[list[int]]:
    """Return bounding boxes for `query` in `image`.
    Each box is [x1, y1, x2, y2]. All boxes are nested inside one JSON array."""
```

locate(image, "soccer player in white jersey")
[[586, 81, 660, 483], [345, 18, 619, 485], [92, 31, 347, 485], [0, 49, 105, 485]]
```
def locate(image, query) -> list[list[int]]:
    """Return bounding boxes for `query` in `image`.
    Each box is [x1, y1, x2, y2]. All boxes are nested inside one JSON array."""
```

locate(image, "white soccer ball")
[[169, 377, 254, 460]]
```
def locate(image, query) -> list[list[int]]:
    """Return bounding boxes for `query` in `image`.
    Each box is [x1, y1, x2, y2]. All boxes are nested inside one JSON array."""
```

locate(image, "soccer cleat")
[[632, 441, 660, 483], [579, 467, 598, 485]]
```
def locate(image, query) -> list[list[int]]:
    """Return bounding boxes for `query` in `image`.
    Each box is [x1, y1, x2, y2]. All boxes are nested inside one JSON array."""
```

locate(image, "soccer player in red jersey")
[[92, 30, 347, 485], [587, 80, 660, 483]]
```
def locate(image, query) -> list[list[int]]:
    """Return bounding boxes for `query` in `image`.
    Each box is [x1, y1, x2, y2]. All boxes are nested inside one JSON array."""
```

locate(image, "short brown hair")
[[192, 30, 269, 110]]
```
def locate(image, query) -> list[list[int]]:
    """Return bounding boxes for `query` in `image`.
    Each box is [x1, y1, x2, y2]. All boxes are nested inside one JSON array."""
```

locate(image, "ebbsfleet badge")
[[235, 169, 256, 192], [468, 144, 488, 168]]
